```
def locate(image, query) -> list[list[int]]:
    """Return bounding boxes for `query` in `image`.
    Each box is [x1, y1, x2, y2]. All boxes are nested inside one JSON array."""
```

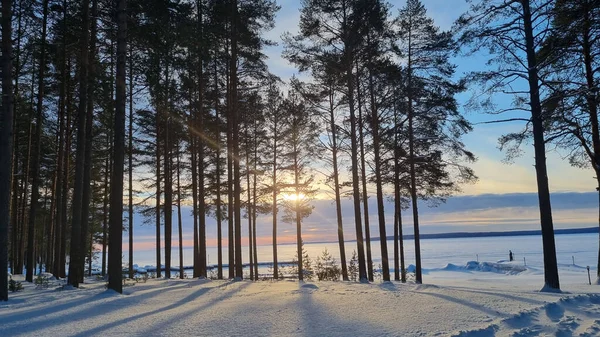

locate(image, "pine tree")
[[107, 0, 127, 293], [0, 0, 15, 302], [458, 0, 559, 290]]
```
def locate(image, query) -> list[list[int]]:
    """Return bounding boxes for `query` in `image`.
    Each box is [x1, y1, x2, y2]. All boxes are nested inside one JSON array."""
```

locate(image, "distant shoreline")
[[377, 226, 599, 242], [302, 226, 599, 246]]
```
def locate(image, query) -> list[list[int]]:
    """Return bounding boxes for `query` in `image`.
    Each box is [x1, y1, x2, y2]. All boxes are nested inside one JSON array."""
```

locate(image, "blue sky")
[[263, 0, 597, 196]]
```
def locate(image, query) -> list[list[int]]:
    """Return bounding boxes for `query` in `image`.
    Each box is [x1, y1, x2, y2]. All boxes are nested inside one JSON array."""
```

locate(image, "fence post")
[[587, 266, 592, 285]]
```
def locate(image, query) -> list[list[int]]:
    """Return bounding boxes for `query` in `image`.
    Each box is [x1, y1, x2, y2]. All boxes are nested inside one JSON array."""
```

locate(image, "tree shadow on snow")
[[136, 281, 253, 335], [295, 284, 393, 336], [0, 281, 194, 335], [72, 281, 245, 336], [419, 291, 512, 319]]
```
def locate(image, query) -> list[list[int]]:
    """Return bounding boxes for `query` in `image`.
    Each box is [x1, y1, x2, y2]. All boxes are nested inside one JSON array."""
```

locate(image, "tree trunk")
[[9, 0, 23, 277], [214, 67, 223, 279], [59, 59, 73, 279], [80, 0, 99, 282], [0, 0, 14, 301], [177, 148, 184, 279], [52, 1, 68, 274], [128, 46, 134, 280], [197, 0, 207, 279], [227, 48, 235, 280], [231, 0, 243, 280], [355, 68, 372, 281], [191, 136, 199, 278], [27, 0, 49, 283], [293, 136, 303, 281], [522, 0, 559, 290], [393, 98, 406, 283], [329, 84, 348, 281], [155, 104, 162, 278], [580, 5, 600, 282], [368, 66, 389, 281], [68, 0, 90, 287], [246, 126, 253, 281], [271, 102, 279, 279], [107, 0, 127, 293], [252, 117, 259, 280], [407, 20, 423, 284], [164, 61, 172, 279]]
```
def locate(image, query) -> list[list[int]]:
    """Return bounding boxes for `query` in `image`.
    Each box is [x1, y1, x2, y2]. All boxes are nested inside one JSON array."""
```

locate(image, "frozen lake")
[[125, 233, 599, 274]]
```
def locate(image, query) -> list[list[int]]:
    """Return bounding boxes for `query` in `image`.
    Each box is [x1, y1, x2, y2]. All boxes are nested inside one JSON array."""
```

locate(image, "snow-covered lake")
[[126, 233, 598, 274]]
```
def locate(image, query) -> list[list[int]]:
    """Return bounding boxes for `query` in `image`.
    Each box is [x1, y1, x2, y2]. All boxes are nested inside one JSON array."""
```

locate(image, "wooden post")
[[587, 266, 592, 285]]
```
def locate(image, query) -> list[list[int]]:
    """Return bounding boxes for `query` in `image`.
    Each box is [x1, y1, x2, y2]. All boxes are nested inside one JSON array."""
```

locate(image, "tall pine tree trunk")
[[407, 22, 423, 284], [368, 66, 389, 281], [215, 72, 223, 279], [177, 147, 184, 279], [271, 106, 279, 279], [59, 60, 73, 279], [328, 84, 348, 281], [80, 0, 99, 282], [522, 0, 559, 291], [52, 1, 68, 274], [128, 48, 134, 280], [68, 0, 90, 287], [155, 105, 162, 278], [197, 0, 207, 279], [355, 68, 372, 281], [246, 125, 253, 280], [27, 0, 49, 282], [1, 0, 14, 301], [393, 98, 406, 283], [231, 0, 243, 280], [580, 5, 600, 282], [107, 0, 127, 293], [164, 60, 172, 279]]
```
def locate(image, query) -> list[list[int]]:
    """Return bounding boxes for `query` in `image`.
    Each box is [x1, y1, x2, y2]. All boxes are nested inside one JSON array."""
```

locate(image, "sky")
[[123, 0, 599, 252]]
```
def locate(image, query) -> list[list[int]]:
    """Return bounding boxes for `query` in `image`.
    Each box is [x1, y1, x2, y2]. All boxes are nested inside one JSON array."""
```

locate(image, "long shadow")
[[295, 284, 392, 336], [439, 286, 547, 306], [137, 281, 253, 335], [74, 281, 247, 336], [420, 291, 511, 318], [0, 282, 192, 335]]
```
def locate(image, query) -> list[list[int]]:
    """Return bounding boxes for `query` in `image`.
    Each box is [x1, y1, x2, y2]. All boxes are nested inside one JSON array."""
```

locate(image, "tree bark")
[[68, 0, 90, 287], [355, 68, 372, 281], [27, 0, 49, 283], [1, 0, 14, 301], [328, 84, 348, 281], [177, 147, 184, 279], [80, 0, 99, 282], [368, 66, 389, 281], [230, 0, 243, 280], [521, 0, 559, 290], [128, 45, 134, 280], [107, 0, 127, 293]]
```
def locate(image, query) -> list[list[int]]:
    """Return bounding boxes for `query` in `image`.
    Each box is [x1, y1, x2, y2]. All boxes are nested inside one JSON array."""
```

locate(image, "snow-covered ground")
[[2, 260, 599, 337]]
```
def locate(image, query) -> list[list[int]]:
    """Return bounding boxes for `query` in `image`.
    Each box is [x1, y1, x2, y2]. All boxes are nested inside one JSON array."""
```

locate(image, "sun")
[[281, 193, 306, 201]]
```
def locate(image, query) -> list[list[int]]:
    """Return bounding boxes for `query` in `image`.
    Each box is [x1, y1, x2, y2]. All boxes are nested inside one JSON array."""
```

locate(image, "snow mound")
[[464, 261, 527, 275], [300, 283, 319, 290], [407, 261, 527, 275]]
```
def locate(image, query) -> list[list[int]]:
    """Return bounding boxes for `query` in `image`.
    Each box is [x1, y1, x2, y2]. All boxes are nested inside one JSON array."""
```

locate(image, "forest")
[[1, 0, 599, 301]]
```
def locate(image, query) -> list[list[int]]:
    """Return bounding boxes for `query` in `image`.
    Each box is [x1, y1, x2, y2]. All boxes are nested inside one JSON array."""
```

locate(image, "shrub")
[[34, 274, 50, 289], [9, 278, 24, 292], [315, 248, 341, 281], [348, 250, 358, 282]]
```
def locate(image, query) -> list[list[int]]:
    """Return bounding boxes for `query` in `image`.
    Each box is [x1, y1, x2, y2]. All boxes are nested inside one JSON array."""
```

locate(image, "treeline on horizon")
[[1, 0, 599, 299]]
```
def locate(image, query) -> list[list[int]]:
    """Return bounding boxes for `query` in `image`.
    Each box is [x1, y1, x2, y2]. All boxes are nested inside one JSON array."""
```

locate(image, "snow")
[[2, 261, 600, 336]]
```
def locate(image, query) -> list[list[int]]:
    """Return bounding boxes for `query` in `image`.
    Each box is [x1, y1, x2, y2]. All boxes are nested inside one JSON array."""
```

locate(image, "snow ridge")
[[453, 294, 600, 337]]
